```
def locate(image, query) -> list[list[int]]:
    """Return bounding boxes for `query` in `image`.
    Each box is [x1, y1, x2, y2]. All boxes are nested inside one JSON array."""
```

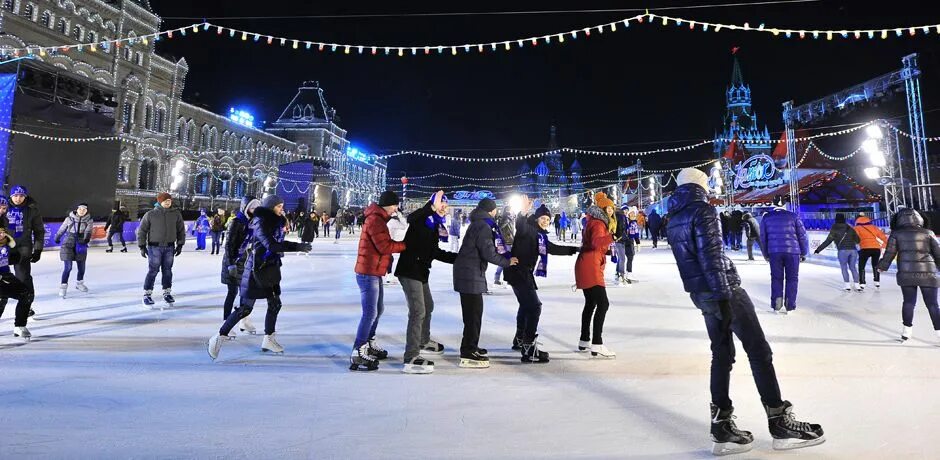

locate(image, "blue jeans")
[[614, 242, 627, 275], [494, 245, 511, 282], [354, 274, 384, 349], [61, 260, 86, 284], [144, 246, 175, 291], [211, 231, 223, 253], [837, 249, 859, 283], [769, 253, 800, 310], [335, 226, 342, 240]]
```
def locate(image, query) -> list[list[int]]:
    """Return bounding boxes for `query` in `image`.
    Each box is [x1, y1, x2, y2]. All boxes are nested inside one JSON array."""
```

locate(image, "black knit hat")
[[478, 198, 497, 213], [261, 194, 284, 209], [378, 190, 400, 207], [534, 204, 551, 219]]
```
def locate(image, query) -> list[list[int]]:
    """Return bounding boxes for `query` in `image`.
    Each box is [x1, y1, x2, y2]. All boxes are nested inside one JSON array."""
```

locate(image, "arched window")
[[188, 124, 197, 147], [20, 4, 34, 20], [200, 125, 210, 149], [56, 18, 68, 34], [176, 119, 184, 141], [144, 105, 153, 130], [194, 171, 210, 195], [155, 108, 166, 133], [72, 25, 83, 41], [135, 52, 144, 66], [2, 1, 15, 12], [102, 37, 111, 53], [40, 10, 51, 27], [235, 178, 247, 198], [138, 159, 157, 190], [86, 31, 96, 44], [121, 102, 133, 134], [124, 47, 132, 61]]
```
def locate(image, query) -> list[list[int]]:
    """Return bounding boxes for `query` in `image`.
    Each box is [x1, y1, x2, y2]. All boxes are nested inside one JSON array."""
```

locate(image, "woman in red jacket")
[[351, 191, 407, 371], [575, 192, 616, 358]]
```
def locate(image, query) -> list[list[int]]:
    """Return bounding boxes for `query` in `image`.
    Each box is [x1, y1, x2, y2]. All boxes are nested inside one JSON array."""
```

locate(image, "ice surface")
[[1, 235, 938, 458]]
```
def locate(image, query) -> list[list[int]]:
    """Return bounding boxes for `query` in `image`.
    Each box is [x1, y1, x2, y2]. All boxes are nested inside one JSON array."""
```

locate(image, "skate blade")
[[590, 352, 616, 359], [261, 348, 284, 354], [421, 349, 445, 355], [458, 359, 490, 369], [349, 363, 379, 371], [239, 329, 258, 335], [772, 436, 826, 451], [402, 365, 434, 374], [712, 441, 752, 456], [14, 335, 30, 342]]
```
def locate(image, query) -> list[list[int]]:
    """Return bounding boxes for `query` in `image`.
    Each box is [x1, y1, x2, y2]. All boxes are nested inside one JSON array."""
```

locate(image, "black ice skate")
[[368, 338, 389, 360], [162, 289, 175, 306], [710, 404, 753, 456], [350, 343, 379, 371], [459, 350, 490, 369], [120, 247, 128, 253], [420, 340, 445, 355], [764, 401, 825, 451], [521, 341, 550, 364], [105, 247, 114, 253], [512, 334, 523, 351], [142, 291, 155, 308]]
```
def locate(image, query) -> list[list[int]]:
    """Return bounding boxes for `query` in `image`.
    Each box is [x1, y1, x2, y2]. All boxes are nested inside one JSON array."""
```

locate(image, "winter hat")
[[244, 199, 262, 216], [677, 168, 710, 190], [534, 204, 552, 219], [10, 185, 27, 197], [0, 197, 7, 206], [76, 202, 88, 210], [156, 192, 172, 203], [593, 192, 615, 210], [378, 190, 400, 207], [835, 213, 846, 223], [261, 194, 284, 209], [478, 198, 497, 213], [239, 195, 257, 214]]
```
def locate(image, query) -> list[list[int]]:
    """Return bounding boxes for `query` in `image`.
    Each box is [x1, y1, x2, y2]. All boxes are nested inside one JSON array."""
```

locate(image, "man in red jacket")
[[351, 191, 407, 371]]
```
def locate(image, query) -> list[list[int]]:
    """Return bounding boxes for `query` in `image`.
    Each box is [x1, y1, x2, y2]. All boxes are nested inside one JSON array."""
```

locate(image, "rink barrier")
[[40, 221, 196, 249]]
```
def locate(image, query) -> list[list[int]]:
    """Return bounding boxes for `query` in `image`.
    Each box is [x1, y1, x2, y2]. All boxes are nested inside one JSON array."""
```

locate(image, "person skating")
[[647, 208, 663, 249], [877, 208, 940, 343], [507, 200, 578, 362], [210, 208, 226, 255], [333, 211, 343, 244], [350, 191, 407, 371], [575, 192, 616, 358], [493, 206, 515, 289], [453, 198, 518, 368], [137, 192, 186, 308], [448, 209, 462, 253], [626, 206, 641, 246], [813, 214, 861, 291], [5, 185, 43, 319], [395, 191, 457, 374], [855, 214, 887, 290], [207, 195, 311, 359], [665, 168, 825, 455], [614, 205, 637, 284], [559, 211, 569, 241], [54, 203, 93, 298], [730, 208, 744, 251], [0, 229, 35, 341], [742, 212, 762, 261], [104, 206, 129, 253], [220, 196, 261, 336], [310, 212, 320, 240], [193, 209, 210, 251], [570, 213, 581, 242], [300, 211, 317, 245], [759, 202, 809, 314]]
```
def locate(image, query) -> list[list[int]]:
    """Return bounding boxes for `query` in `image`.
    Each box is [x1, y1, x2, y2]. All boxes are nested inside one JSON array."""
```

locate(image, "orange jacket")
[[854, 216, 887, 250]]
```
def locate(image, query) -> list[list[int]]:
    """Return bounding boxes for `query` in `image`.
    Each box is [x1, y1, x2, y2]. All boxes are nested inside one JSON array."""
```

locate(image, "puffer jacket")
[[505, 213, 578, 290], [759, 208, 808, 256], [240, 206, 305, 299], [354, 204, 406, 277], [221, 210, 250, 286], [815, 222, 860, 252], [647, 211, 663, 234], [742, 213, 760, 239], [55, 212, 93, 262], [453, 207, 511, 294], [498, 211, 515, 246], [665, 183, 741, 302], [104, 209, 128, 233], [395, 202, 456, 283], [137, 205, 186, 247], [7, 196, 44, 257], [877, 208, 940, 287], [855, 216, 887, 250], [575, 206, 614, 289]]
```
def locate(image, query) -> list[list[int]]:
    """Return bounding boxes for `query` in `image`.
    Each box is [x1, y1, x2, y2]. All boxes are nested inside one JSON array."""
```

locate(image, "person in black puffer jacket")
[[742, 212, 761, 261], [505, 200, 577, 363], [666, 168, 824, 454], [219, 196, 260, 330], [877, 208, 940, 343], [104, 206, 129, 253]]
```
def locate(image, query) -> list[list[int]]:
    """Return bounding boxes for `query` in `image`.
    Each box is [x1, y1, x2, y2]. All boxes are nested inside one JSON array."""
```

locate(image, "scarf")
[[0, 245, 10, 273], [485, 218, 510, 258], [426, 213, 449, 242], [536, 232, 549, 277], [608, 216, 618, 236]]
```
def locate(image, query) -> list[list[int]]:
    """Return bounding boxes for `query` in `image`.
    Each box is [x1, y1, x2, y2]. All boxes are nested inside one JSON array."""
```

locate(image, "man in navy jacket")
[[759, 202, 809, 313]]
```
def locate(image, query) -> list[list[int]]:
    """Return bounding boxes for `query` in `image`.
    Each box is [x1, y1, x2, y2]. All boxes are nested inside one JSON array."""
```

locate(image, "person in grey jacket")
[[877, 208, 940, 343], [54, 203, 94, 298], [453, 198, 517, 368], [813, 213, 861, 291], [137, 192, 186, 307]]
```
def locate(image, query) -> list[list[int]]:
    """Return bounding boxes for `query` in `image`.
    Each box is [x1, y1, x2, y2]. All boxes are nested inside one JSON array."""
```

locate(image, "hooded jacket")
[[665, 183, 741, 302], [453, 207, 511, 294], [395, 202, 457, 283], [877, 208, 940, 287], [354, 204, 406, 277], [104, 209, 128, 233], [647, 210, 663, 233], [815, 222, 860, 252], [221, 198, 255, 285], [505, 213, 577, 290], [742, 212, 760, 239], [854, 216, 887, 250], [137, 205, 186, 247], [574, 205, 614, 289], [759, 208, 808, 256], [55, 211, 93, 262], [7, 195, 44, 257], [240, 206, 305, 299]]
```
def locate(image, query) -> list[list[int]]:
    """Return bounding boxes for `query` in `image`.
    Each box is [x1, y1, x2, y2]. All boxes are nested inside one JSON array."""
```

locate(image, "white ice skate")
[[843, 282, 851, 292], [76, 280, 88, 293], [13, 326, 31, 341], [853, 283, 861, 292], [590, 344, 616, 359], [626, 272, 637, 283], [58, 283, 67, 298], [875, 281, 881, 289], [207, 333, 224, 360], [858, 283, 866, 291], [578, 340, 591, 352], [239, 317, 257, 335], [901, 326, 913, 343], [402, 357, 434, 374], [261, 333, 284, 354]]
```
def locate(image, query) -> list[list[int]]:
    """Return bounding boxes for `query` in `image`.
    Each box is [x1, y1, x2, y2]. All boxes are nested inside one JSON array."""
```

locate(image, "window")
[[136, 52, 144, 66], [86, 31, 96, 44], [194, 172, 209, 195], [124, 47, 132, 61], [72, 25, 83, 41], [117, 164, 127, 183], [40, 10, 51, 27], [176, 120, 184, 141], [138, 159, 157, 190], [144, 105, 153, 130], [188, 125, 196, 146], [121, 102, 133, 134], [200, 126, 209, 149], [56, 18, 67, 34], [155, 108, 165, 133], [2, 1, 14, 12]]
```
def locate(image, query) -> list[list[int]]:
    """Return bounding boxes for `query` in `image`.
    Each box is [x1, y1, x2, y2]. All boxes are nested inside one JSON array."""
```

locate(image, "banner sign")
[[734, 154, 786, 190], [451, 190, 495, 201]]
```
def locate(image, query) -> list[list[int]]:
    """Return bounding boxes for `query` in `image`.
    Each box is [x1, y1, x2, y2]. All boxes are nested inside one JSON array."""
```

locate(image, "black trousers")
[[858, 249, 881, 284], [746, 237, 763, 260], [107, 230, 126, 248], [222, 283, 238, 319], [460, 293, 484, 356], [580, 286, 610, 345], [512, 284, 543, 343], [691, 287, 783, 410], [0, 272, 34, 327], [219, 294, 281, 336]]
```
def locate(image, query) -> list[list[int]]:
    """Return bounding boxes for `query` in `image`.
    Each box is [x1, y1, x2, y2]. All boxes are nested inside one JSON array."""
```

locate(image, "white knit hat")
[[677, 168, 710, 190]]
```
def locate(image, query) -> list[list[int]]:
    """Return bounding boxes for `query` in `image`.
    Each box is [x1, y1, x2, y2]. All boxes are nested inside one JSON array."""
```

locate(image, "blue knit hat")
[[10, 185, 27, 197], [0, 197, 7, 206]]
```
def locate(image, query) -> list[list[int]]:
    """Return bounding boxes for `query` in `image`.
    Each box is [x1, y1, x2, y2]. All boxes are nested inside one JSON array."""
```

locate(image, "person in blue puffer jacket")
[[759, 202, 809, 314], [666, 169, 824, 455]]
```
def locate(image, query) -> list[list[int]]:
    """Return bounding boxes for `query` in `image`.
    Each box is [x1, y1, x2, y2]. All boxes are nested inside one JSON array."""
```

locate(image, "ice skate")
[[875, 281, 881, 289], [420, 340, 445, 355], [261, 333, 284, 354], [239, 317, 257, 335], [858, 283, 866, 291], [162, 289, 175, 307], [76, 280, 88, 293], [901, 326, 913, 342], [626, 272, 637, 283], [578, 340, 591, 351], [350, 343, 379, 371], [853, 283, 861, 292], [402, 357, 434, 374], [772, 298, 785, 314], [120, 247, 128, 253], [142, 291, 155, 308], [764, 401, 825, 450], [458, 350, 490, 369], [521, 341, 550, 364], [843, 282, 851, 292], [105, 246, 113, 253], [368, 338, 389, 360], [590, 344, 616, 359], [207, 333, 224, 360], [13, 326, 31, 341], [58, 283, 67, 298], [511, 335, 523, 351], [710, 404, 753, 456]]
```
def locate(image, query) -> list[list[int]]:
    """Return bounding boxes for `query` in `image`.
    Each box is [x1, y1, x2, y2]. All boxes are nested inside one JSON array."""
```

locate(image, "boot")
[[402, 357, 434, 374], [710, 404, 753, 456], [764, 401, 825, 450], [105, 246, 114, 253], [162, 289, 175, 305], [420, 340, 445, 355], [13, 326, 31, 341], [58, 283, 68, 298], [590, 344, 616, 359], [521, 341, 550, 364], [578, 340, 590, 352], [142, 291, 155, 308], [843, 282, 851, 292], [76, 280, 88, 293], [261, 333, 284, 354], [512, 331, 523, 351], [120, 246, 128, 253], [207, 333, 224, 360], [368, 338, 389, 360], [350, 343, 379, 371], [458, 350, 490, 369], [901, 326, 913, 342], [239, 317, 257, 335], [853, 283, 861, 292]]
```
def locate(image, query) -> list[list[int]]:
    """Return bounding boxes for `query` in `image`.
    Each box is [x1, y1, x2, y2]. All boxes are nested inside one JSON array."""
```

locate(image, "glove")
[[174, 245, 184, 256], [800, 256, 807, 262], [813, 249, 821, 254], [227, 265, 239, 278], [299, 242, 312, 252], [54, 237, 61, 244], [140, 246, 148, 258], [717, 299, 733, 332], [30, 251, 42, 263]]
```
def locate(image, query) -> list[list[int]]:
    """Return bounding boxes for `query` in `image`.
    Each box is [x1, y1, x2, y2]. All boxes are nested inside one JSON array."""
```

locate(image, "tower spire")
[[549, 125, 558, 150], [731, 47, 744, 86]]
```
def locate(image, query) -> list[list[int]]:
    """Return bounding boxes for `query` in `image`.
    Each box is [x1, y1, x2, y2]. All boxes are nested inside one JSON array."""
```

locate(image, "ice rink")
[[1, 234, 938, 459]]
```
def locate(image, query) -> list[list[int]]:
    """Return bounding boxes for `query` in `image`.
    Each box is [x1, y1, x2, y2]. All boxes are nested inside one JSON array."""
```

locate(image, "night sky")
[[148, 0, 940, 186]]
